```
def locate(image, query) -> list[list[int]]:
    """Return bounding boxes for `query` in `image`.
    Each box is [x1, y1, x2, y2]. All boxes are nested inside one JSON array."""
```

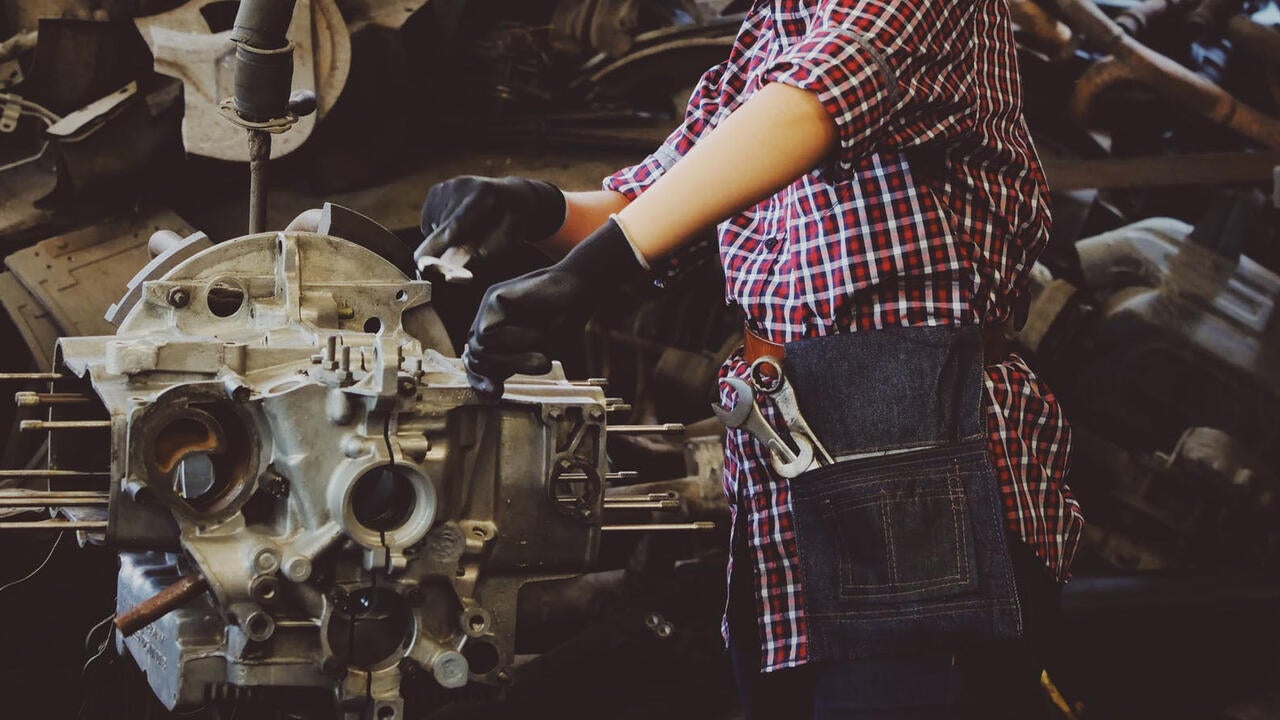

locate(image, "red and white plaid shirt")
[[603, 0, 1084, 672]]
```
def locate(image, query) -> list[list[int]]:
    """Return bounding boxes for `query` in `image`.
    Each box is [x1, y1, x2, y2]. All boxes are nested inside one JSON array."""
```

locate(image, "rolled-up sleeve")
[[761, 0, 978, 176], [762, 26, 898, 171]]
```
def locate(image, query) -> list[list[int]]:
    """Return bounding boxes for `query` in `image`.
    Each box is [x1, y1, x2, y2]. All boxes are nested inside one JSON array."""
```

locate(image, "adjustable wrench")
[[713, 377, 815, 478]]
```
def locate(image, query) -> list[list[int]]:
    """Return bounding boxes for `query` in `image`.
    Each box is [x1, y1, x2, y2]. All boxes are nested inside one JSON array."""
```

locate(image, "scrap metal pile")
[[1, 0, 1279, 719]]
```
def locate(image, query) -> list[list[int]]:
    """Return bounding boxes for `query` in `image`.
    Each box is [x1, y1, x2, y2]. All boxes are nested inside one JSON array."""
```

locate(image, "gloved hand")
[[464, 218, 645, 399], [416, 176, 567, 268]]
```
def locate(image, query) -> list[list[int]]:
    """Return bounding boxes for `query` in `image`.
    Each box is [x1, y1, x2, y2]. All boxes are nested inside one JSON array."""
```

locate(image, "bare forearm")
[[536, 190, 631, 257], [618, 82, 836, 261]]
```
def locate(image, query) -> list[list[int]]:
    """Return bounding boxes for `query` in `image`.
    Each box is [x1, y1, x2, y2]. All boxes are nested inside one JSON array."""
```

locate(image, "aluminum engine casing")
[[55, 230, 608, 717]]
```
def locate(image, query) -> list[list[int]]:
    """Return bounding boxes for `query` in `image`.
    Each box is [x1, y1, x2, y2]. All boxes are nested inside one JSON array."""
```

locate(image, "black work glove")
[[464, 218, 645, 399], [416, 175, 567, 267]]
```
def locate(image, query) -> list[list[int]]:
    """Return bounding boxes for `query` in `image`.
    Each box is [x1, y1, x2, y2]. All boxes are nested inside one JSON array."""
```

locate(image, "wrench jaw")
[[767, 433, 815, 478], [711, 377, 755, 429]]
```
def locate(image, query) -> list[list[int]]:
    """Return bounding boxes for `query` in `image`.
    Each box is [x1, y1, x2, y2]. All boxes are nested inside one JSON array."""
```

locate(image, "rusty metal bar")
[[1008, 0, 1076, 60], [116, 573, 209, 637], [601, 522, 716, 532], [1053, 0, 1280, 149], [20, 420, 110, 431]]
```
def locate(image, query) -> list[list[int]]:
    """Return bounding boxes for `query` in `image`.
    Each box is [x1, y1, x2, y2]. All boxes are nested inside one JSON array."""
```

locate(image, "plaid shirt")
[[603, 0, 1084, 672]]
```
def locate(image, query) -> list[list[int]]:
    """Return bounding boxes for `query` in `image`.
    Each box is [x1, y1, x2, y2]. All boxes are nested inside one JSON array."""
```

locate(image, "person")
[[417, 0, 1085, 717]]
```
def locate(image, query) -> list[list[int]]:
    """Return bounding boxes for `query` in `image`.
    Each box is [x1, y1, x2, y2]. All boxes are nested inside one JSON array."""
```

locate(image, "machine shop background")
[[1, 0, 1279, 718]]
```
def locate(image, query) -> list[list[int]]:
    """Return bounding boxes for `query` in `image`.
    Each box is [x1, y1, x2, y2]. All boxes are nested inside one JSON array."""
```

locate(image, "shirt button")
[[764, 236, 781, 250]]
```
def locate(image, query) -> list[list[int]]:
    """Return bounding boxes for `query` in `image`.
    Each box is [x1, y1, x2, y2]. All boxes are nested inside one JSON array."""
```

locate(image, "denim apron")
[[780, 325, 1022, 662]]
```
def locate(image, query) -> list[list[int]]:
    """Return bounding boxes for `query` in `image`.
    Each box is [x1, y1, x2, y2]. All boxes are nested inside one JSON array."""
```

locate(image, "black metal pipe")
[[231, 0, 298, 50]]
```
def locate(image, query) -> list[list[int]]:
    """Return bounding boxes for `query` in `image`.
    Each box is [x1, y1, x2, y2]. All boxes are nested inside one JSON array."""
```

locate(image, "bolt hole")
[[364, 317, 382, 333], [472, 527, 486, 538], [468, 613, 487, 633], [395, 290, 408, 302], [247, 614, 271, 637], [377, 706, 396, 720], [463, 640, 500, 675], [208, 279, 245, 317]]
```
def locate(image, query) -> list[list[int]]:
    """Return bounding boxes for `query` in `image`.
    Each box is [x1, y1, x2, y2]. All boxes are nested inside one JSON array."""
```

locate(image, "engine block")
[[48, 228, 611, 718]]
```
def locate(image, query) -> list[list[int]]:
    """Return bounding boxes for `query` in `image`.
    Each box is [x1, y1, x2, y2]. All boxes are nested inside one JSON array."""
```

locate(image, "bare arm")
[[536, 190, 631, 258], [620, 82, 836, 261], [539, 82, 836, 263]]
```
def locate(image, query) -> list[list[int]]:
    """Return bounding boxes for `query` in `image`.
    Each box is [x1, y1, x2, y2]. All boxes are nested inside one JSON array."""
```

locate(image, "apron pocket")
[[825, 467, 977, 603], [788, 438, 1021, 661]]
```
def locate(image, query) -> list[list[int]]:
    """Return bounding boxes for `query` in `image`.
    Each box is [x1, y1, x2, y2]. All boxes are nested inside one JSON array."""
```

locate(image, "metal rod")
[[606, 403, 633, 414], [14, 392, 92, 407], [559, 471, 640, 482], [602, 500, 682, 510], [0, 520, 108, 530], [20, 420, 110, 431], [601, 522, 716, 532], [0, 373, 62, 381], [248, 129, 271, 234], [0, 491, 109, 507], [606, 492, 679, 503], [570, 378, 609, 387], [0, 469, 108, 479], [608, 424, 685, 435], [116, 573, 209, 637]]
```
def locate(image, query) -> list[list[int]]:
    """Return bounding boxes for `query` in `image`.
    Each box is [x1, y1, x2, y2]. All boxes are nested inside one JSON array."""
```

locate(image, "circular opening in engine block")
[[352, 467, 416, 532], [325, 587, 414, 671], [144, 401, 260, 519], [336, 462, 436, 550], [207, 278, 246, 317]]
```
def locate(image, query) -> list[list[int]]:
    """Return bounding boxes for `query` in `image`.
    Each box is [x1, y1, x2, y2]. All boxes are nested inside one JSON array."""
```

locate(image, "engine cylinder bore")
[[325, 587, 414, 671], [136, 396, 263, 522], [333, 462, 436, 550], [352, 467, 416, 532]]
